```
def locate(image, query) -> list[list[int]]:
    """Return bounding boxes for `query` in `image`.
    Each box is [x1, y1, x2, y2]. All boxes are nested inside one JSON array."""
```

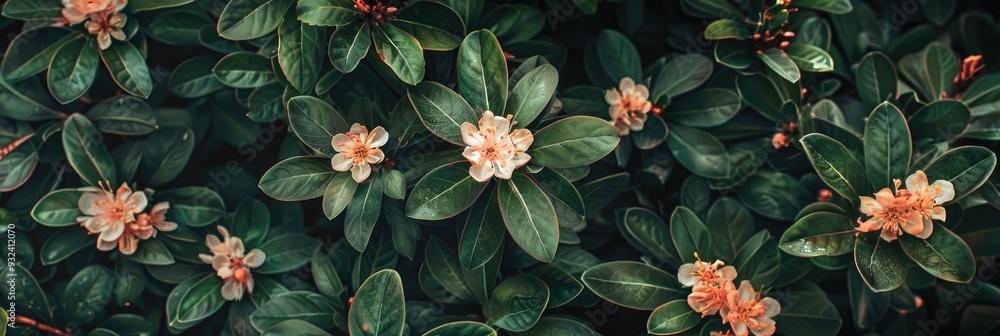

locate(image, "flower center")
[[727, 299, 768, 326]]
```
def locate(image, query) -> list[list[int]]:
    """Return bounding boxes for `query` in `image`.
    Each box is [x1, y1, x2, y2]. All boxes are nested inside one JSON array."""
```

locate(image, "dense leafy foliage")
[[1, 0, 1000, 335]]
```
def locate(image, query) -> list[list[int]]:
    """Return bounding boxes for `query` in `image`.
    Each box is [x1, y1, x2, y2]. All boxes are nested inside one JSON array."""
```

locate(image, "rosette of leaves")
[[567, 29, 744, 185], [0, 0, 190, 102], [784, 101, 997, 293], [691, 0, 845, 82], [159, 197, 318, 334], [258, 94, 423, 255], [581, 202, 841, 335], [404, 30, 619, 264], [1, 262, 158, 335], [290, 0, 465, 85]]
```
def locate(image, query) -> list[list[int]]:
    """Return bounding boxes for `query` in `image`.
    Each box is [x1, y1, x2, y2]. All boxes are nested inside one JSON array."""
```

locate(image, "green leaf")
[[423, 321, 497, 336], [63, 114, 117, 186], [48, 36, 99, 104], [854, 233, 907, 292], [394, 1, 465, 51], [328, 22, 371, 73], [345, 175, 384, 252], [527, 116, 619, 168], [140, 127, 195, 187], [647, 300, 700, 335], [287, 95, 349, 156], [1, 28, 77, 81], [736, 73, 784, 121], [251, 291, 336, 331], [621, 207, 682, 266], [124, 239, 175, 265], [785, 43, 835, 72], [40, 228, 90, 265], [100, 41, 153, 98], [532, 168, 586, 230], [855, 52, 898, 110], [156, 187, 226, 227], [248, 83, 287, 122], [297, 0, 359, 26], [909, 100, 971, 142], [759, 48, 801, 83], [795, 0, 853, 14], [652, 54, 713, 99], [373, 24, 425, 85], [864, 102, 912, 190], [259, 156, 336, 201], [217, 0, 294, 40], [2, 264, 53, 324], [509, 317, 597, 336], [898, 43, 958, 101], [594, 29, 642, 83], [671, 206, 713, 264], [1, 0, 62, 20], [409, 81, 479, 145], [166, 274, 225, 333], [256, 234, 320, 274], [704, 19, 750, 40], [666, 123, 729, 179], [88, 96, 159, 136], [214, 51, 276, 88], [480, 4, 543, 43], [32, 189, 84, 227], [278, 10, 324, 92], [780, 212, 857, 257], [581, 261, 684, 310], [733, 230, 780, 287], [738, 171, 812, 221], [529, 264, 582, 308], [62, 265, 115, 324], [231, 198, 270, 248], [350, 269, 405, 336], [900, 223, 974, 283], [484, 274, 549, 332], [498, 173, 559, 263], [426, 236, 477, 302], [715, 39, 754, 70], [800, 133, 868, 206], [706, 198, 756, 262], [147, 10, 210, 46], [169, 55, 225, 98], [505, 64, 558, 127], [262, 320, 333, 336], [923, 146, 997, 200], [459, 189, 505, 270], [772, 282, 844, 334], [680, 0, 743, 19], [458, 30, 508, 113], [385, 199, 420, 259], [311, 248, 345, 298], [666, 88, 741, 127], [323, 172, 357, 219], [407, 162, 487, 220]]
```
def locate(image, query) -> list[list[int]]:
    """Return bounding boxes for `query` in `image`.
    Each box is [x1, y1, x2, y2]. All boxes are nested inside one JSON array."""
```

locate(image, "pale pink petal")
[[469, 163, 494, 183], [119, 236, 138, 255], [880, 228, 899, 242], [365, 149, 385, 164], [634, 84, 650, 102], [221, 279, 242, 301], [605, 89, 621, 105], [350, 123, 367, 138], [494, 161, 515, 180], [858, 196, 883, 215], [350, 163, 371, 183], [368, 126, 389, 147], [906, 170, 929, 191], [198, 253, 214, 264], [99, 223, 124, 242], [760, 297, 781, 318], [331, 134, 353, 152], [913, 217, 933, 239], [508, 153, 531, 169], [931, 180, 955, 205], [126, 191, 148, 215], [857, 218, 883, 232], [331, 153, 354, 172], [737, 280, 754, 302], [750, 318, 776, 336], [155, 221, 178, 232], [677, 263, 698, 287], [620, 77, 635, 93], [461, 122, 484, 147], [78, 192, 106, 215], [463, 147, 483, 165], [509, 129, 533, 152], [718, 266, 737, 282], [731, 321, 748, 336], [244, 249, 266, 268], [929, 206, 947, 222]]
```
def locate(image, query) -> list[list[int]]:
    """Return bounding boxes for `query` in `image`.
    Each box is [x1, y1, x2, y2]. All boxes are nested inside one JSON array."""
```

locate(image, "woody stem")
[[14, 316, 70, 336]]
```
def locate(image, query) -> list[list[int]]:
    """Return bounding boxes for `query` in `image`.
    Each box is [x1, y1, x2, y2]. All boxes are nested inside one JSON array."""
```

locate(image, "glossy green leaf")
[[251, 291, 336, 330], [409, 81, 479, 145], [923, 146, 996, 201], [854, 233, 907, 292], [349, 269, 405, 336], [32, 189, 84, 227], [394, 1, 465, 51], [100, 41, 153, 98], [909, 100, 971, 142], [795, 0, 853, 14], [140, 127, 194, 187], [647, 300, 700, 335], [759, 48, 801, 83], [498, 172, 559, 263], [62, 265, 115, 324], [256, 234, 319, 274], [900, 223, 974, 283], [278, 10, 324, 91], [864, 102, 911, 190], [855, 52, 898, 109], [1, 28, 77, 81], [345, 175, 384, 252], [706, 198, 756, 262], [733, 230, 781, 287], [666, 88, 740, 127], [423, 321, 496, 336], [528, 116, 619, 168], [88, 96, 158, 136], [800, 133, 868, 205], [738, 171, 812, 221], [323, 172, 357, 219], [124, 239, 176, 265], [505, 64, 558, 127], [328, 22, 371, 73], [63, 114, 117, 186], [670, 206, 711, 263], [780, 212, 857, 257], [407, 162, 487, 220], [785, 43, 834, 72], [217, 0, 294, 40], [458, 30, 507, 113], [666, 123, 728, 179], [484, 274, 549, 332], [214, 51, 276, 88], [704, 19, 750, 40], [156, 187, 226, 227], [459, 190, 505, 270], [40, 227, 90, 265], [166, 274, 225, 333], [170, 55, 225, 98], [581, 261, 684, 310], [259, 156, 336, 201], [373, 24, 425, 85], [297, 0, 359, 26], [48, 36, 99, 104]]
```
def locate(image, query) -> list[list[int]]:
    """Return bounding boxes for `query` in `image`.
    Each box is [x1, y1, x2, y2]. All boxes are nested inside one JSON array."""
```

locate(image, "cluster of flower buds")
[[354, 0, 399, 24]]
